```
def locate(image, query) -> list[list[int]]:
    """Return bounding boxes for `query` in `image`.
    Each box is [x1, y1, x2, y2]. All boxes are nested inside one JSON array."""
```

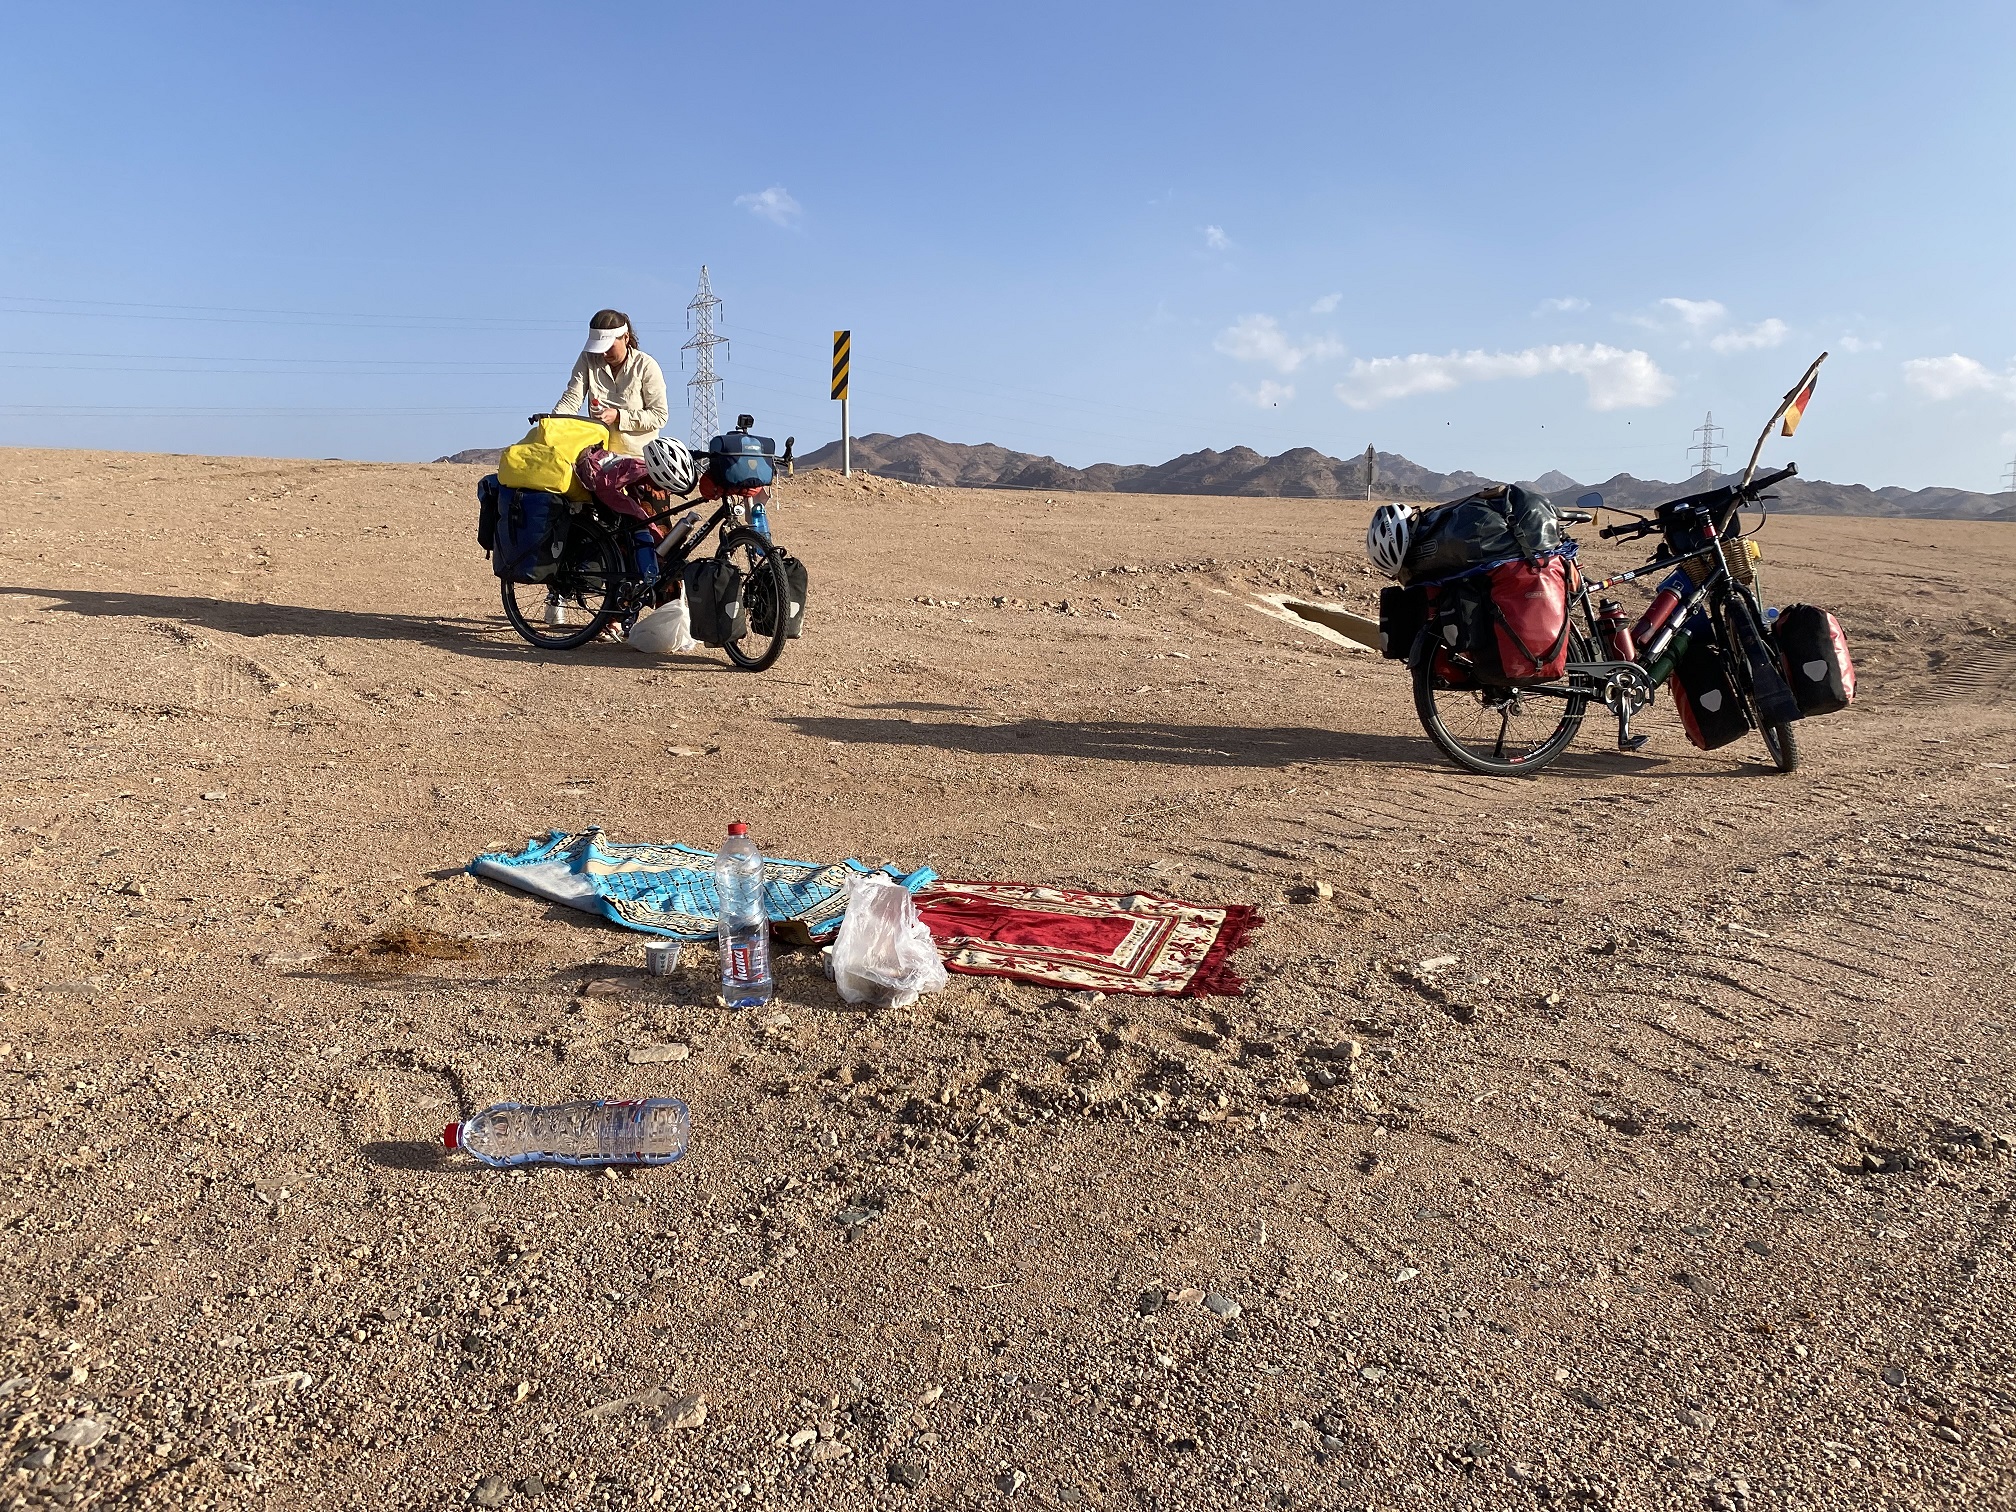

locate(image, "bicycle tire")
[[1413, 625, 1593, 777], [717, 527, 789, 672], [501, 520, 623, 650], [1716, 590, 1800, 774]]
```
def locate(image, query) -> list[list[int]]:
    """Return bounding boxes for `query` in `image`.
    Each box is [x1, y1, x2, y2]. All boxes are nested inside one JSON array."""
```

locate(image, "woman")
[[552, 308, 670, 456]]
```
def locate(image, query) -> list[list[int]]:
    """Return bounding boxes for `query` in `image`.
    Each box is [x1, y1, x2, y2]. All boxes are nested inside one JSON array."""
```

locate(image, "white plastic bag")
[[830, 875, 947, 1009], [626, 598, 698, 654]]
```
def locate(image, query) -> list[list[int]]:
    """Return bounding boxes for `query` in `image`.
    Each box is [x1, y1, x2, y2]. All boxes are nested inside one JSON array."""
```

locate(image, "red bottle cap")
[[442, 1122, 460, 1150], [727, 822, 748, 836]]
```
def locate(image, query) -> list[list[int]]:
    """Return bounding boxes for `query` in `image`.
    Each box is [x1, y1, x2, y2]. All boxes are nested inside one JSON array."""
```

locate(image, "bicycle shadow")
[[788, 715, 1658, 778], [0, 584, 740, 671]]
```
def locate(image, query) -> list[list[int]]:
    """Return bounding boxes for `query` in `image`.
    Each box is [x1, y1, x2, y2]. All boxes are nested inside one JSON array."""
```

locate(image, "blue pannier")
[[708, 431, 777, 492], [492, 487, 565, 583]]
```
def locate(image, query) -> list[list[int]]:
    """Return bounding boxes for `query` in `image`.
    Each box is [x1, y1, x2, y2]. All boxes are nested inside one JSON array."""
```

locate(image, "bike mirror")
[[1576, 491, 1603, 512]]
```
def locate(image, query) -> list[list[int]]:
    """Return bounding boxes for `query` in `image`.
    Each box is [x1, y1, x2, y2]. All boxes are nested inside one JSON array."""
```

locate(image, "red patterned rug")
[[914, 882, 1261, 997]]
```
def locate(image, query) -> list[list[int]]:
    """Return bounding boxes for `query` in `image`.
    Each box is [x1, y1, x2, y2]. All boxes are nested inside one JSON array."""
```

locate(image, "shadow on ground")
[[0, 584, 736, 670]]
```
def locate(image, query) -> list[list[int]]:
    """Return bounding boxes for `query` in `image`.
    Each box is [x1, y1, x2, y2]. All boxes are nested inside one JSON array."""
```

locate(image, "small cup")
[[644, 941, 682, 976]]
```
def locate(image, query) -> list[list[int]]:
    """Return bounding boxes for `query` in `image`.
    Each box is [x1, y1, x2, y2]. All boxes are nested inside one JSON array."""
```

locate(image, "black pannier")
[[1671, 621, 1751, 750], [477, 472, 500, 553], [683, 556, 747, 647], [1773, 604, 1855, 716], [1378, 584, 1427, 660]]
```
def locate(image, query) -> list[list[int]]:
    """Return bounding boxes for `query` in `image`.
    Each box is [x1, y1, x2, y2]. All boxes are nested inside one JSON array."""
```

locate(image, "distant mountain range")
[[433, 432, 2016, 521], [793, 433, 2016, 521]]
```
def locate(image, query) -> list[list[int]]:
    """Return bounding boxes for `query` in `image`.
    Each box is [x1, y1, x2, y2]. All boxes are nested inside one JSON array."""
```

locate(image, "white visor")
[[583, 323, 629, 354]]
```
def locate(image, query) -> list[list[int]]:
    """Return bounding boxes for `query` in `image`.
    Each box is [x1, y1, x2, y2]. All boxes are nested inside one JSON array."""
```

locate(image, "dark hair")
[[590, 307, 639, 351]]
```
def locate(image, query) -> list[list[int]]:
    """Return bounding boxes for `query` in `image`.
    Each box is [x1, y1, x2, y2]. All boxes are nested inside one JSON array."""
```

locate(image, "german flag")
[[1781, 372, 1819, 437]]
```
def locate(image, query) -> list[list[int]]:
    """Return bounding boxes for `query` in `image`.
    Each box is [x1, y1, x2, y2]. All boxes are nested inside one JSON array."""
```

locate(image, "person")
[[551, 308, 669, 457]]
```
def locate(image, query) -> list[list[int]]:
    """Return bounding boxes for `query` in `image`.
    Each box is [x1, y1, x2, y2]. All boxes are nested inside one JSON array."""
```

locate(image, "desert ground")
[[1, 447, 2013, 1512]]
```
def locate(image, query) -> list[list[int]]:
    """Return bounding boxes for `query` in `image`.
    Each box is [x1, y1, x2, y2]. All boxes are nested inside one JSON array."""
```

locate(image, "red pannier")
[[1773, 604, 1855, 716], [1486, 555, 1574, 683]]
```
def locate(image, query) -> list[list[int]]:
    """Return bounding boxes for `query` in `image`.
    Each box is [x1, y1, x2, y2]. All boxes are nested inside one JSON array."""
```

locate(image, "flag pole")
[[1739, 352, 1828, 490]]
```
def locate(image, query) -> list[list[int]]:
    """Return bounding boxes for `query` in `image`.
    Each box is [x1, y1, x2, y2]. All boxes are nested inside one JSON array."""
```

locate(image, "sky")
[[2, 0, 2013, 492]]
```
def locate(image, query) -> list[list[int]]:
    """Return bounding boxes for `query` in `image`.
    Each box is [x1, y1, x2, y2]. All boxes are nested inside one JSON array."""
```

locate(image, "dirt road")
[[2, 448, 2013, 1511]]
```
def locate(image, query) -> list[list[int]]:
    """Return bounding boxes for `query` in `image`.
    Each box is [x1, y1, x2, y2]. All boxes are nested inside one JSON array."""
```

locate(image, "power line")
[[1686, 410, 1726, 476], [681, 267, 726, 446], [2003, 454, 2016, 494]]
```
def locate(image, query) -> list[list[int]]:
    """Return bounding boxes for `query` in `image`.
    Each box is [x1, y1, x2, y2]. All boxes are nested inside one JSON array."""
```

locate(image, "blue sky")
[[3, 0, 2013, 491]]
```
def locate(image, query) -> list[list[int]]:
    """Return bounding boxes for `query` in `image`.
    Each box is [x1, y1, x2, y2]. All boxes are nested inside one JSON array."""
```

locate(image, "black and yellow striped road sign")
[[831, 330, 850, 400]]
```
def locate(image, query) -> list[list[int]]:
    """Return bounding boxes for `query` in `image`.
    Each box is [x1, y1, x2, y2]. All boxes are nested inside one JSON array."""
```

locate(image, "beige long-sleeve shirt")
[[552, 348, 670, 455]]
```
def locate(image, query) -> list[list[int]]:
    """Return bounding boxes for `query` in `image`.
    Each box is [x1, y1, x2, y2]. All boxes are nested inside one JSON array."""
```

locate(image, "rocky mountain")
[[794, 432, 2016, 521], [435, 447, 504, 465]]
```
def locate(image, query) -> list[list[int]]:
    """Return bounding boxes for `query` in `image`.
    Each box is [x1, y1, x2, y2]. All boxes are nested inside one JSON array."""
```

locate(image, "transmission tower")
[[1686, 411, 1727, 477], [682, 265, 727, 445], [2002, 453, 2016, 494]]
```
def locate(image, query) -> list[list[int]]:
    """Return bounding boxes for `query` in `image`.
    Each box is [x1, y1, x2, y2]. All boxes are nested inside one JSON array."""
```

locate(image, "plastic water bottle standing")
[[714, 822, 774, 1008]]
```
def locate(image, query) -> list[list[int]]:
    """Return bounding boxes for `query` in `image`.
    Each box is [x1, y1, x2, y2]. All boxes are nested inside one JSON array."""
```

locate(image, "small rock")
[[50, 1418, 107, 1450], [1358, 1366, 1387, 1384], [63, 1365, 88, 1386], [472, 1474, 512, 1507], [1672, 1270, 1717, 1298], [1203, 1292, 1240, 1319], [888, 1458, 925, 1489], [580, 977, 624, 997], [1318, 1434, 1347, 1454], [810, 1440, 852, 1463], [1136, 1288, 1166, 1316], [789, 1428, 818, 1450], [1934, 1426, 1962, 1445], [23, 1445, 56, 1471], [1173, 1286, 1205, 1306], [626, 1042, 690, 1064], [1742, 1239, 1774, 1257], [917, 1384, 943, 1405], [997, 1468, 1028, 1493], [1314, 881, 1334, 900], [1678, 1409, 1708, 1430], [1394, 1267, 1419, 1283], [1880, 1366, 1906, 1387], [666, 1392, 706, 1430], [518, 1476, 545, 1497], [201, 791, 226, 802]]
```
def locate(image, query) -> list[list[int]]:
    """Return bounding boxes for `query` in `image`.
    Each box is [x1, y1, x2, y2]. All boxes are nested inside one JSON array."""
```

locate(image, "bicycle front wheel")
[[718, 527, 790, 672], [1718, 590, 1800, 774], [1413, 626, 1593, 777], [501, 521, 622, 650]]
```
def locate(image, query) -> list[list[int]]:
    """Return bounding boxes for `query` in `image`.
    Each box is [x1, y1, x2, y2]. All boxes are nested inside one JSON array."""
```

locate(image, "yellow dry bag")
[[497, 416, 609, 500]]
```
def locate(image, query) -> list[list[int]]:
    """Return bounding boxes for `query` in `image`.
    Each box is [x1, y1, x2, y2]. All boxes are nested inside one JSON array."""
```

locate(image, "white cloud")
[[1902, 353, 2016, 402], [1710, 317, 1789, 354], [1214, 314, 1345, 374], [1234, 379, 1295, 408], [1334, 343, 1673, 412], [1659, 297, 1728, 331], [734, 186, 801, 226], [1203, 225, 1232, 252], [1536, 296, 1589, 314], [1311, 292, 1342, 314], [1837, 334, 1881, 354]]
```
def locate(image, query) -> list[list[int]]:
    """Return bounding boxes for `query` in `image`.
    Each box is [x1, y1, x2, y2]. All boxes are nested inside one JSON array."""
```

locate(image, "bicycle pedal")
[[1617, 733, 1650, 753]]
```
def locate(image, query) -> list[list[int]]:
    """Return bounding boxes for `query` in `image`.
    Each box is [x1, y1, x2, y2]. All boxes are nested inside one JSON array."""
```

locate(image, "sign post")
[[831, 330, 851, 477]]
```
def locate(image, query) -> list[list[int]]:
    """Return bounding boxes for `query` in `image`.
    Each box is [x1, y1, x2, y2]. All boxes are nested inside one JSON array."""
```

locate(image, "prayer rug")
[[470, 830, 936, 942], [914, 882, 1260, 997]]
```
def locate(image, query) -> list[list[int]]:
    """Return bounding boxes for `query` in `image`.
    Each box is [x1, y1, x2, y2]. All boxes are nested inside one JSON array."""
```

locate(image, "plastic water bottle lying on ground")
[[443, 1098, 690, 1168], [715, 822, 775, 1009]]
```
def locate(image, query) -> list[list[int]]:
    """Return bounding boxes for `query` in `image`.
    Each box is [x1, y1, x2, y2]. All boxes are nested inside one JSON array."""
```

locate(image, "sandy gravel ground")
[[1, 448, 2013, 1512]]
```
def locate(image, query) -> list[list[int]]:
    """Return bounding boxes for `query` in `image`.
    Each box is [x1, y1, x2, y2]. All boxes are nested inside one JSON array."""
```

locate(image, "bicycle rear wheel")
[[718, 527, 789, 672], [1413, 626, 1593, 777], [501, 521, 623, 650]]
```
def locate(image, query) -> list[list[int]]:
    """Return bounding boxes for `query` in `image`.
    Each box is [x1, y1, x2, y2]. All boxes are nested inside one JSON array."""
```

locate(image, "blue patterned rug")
[[468, 830, 937, 942]]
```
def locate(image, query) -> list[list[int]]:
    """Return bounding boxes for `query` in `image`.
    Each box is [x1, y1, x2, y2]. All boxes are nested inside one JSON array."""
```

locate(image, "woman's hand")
[[595, 404, 620, 427]]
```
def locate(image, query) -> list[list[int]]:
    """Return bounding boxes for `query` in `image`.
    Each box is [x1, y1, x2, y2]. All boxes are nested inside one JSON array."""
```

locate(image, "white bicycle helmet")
[[643, 437, 699, 495], [1364, 503, 1417, 580]]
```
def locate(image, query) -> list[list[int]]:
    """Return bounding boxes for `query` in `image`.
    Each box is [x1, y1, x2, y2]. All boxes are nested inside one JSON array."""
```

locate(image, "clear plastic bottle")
[[714, 821, 774, 1008], [443, 1098, 689, 1168]]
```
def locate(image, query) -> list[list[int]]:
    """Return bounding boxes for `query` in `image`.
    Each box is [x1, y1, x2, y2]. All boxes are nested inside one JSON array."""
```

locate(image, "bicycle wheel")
[[501, 521, 623, 650], [1413, 626, 1592, 777], [718, 527, 789, 672], [1717, 591, 1799, 773]]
